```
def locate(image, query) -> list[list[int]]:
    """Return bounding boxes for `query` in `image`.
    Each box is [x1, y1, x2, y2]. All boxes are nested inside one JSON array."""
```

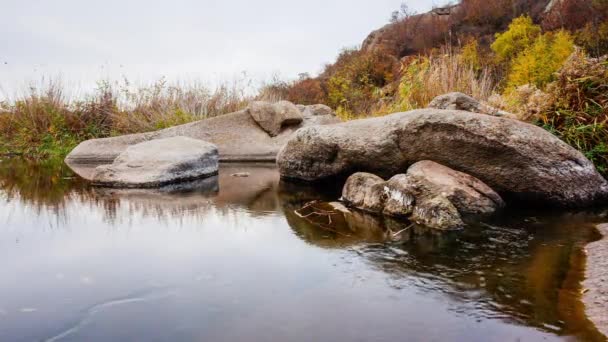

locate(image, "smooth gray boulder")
[[278, 109, 608, 207], [247, 101, 303, 137], [428, 92, 515, 118], [91, 137, 218, 188], [66, 101, 340, 181]]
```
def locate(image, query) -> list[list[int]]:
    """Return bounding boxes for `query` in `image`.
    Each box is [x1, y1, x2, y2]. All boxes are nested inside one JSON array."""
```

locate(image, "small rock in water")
[[231, 172, 250, 178]]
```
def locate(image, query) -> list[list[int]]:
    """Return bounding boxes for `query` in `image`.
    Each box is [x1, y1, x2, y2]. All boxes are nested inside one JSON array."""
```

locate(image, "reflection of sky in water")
[[0, 160, 604, 341]]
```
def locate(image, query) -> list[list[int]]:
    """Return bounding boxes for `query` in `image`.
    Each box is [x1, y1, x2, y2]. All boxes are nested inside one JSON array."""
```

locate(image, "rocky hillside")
[[263, 0, 607, 110], [361, 0, 552, 58], [259, 0, 608, 176]]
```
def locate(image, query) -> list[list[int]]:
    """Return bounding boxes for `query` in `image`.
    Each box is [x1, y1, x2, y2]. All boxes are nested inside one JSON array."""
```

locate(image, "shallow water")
[[0, 158, 606, 342]]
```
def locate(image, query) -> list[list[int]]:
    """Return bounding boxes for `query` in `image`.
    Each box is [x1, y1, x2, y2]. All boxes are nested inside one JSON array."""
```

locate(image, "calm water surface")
[[0, 158, 606, 342]]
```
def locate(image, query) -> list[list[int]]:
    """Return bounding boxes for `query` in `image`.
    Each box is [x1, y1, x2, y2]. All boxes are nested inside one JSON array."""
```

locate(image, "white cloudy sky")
[[0, 0, 436, 97]]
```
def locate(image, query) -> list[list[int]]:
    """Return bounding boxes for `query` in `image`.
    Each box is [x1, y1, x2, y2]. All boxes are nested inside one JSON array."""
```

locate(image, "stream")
[[0, 157, 606, 341]]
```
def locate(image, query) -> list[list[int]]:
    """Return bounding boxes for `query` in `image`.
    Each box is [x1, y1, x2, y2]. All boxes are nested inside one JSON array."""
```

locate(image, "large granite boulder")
[[278, 109, 608, 207], [247, 101, 303, 137], [428, 92, 514, 118], [66, 101, 340, 181], [91, 137, 218, 188]]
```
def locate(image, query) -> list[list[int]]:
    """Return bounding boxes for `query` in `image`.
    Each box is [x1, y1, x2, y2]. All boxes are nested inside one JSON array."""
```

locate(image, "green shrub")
[[536, 51, 608, 175]]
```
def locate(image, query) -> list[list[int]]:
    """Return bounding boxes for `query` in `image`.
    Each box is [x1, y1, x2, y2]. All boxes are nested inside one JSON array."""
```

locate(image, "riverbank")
[[584, 223, 608, 338]]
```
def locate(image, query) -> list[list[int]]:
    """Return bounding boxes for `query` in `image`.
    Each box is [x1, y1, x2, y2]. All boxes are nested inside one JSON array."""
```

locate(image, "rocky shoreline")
[[584, 224, 608, 339]]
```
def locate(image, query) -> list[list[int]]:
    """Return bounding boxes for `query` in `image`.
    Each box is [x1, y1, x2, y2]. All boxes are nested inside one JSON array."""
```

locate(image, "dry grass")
[[393, 52, 497, 112], [0, 78, 252, 158]]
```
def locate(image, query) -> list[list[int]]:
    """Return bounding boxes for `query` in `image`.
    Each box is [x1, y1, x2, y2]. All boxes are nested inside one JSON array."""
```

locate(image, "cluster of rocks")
[[277, 99, 608, 207], [66, 92, 608, 227], [66, 101, 338, 187], [341, 161, 505, 230]]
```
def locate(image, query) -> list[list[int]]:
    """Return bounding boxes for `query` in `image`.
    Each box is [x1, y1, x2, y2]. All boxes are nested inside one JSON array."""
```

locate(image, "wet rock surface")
[[278, 109, 608, 207]]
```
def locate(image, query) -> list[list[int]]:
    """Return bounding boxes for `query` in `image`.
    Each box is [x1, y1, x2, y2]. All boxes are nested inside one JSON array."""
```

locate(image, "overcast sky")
[[0, 0, 435, 97]]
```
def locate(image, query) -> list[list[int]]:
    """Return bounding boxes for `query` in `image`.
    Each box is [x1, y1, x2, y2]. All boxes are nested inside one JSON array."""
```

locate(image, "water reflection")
[[0, 157, 606, 341]]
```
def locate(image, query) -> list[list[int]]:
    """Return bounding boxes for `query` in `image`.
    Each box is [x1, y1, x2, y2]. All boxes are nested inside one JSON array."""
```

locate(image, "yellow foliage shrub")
[[491, 15, 541, 64], [507, 30, 574, 88]]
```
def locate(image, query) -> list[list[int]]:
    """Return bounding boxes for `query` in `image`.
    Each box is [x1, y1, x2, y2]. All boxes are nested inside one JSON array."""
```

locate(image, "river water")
[[0, 158, 606, 341]]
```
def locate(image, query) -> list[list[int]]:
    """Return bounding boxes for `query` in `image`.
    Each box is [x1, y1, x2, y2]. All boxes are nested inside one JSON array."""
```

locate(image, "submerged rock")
[[66, 100, 340, 181], [278, 109, 608, 207], [91, 137, 218, 188], [410, 195, 463, 231], [428, 92, 514, 118]]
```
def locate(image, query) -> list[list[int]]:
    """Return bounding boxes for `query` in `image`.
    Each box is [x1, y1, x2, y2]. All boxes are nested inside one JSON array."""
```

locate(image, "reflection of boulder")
[[275, 175, 604, 337], [66, 101, 339, 181], [92, 176, 220, 219], [92, 164, 282, 220], [213, 164, 281, 214], [356, 213, 601, 338], [282, 200, 388, 248]]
